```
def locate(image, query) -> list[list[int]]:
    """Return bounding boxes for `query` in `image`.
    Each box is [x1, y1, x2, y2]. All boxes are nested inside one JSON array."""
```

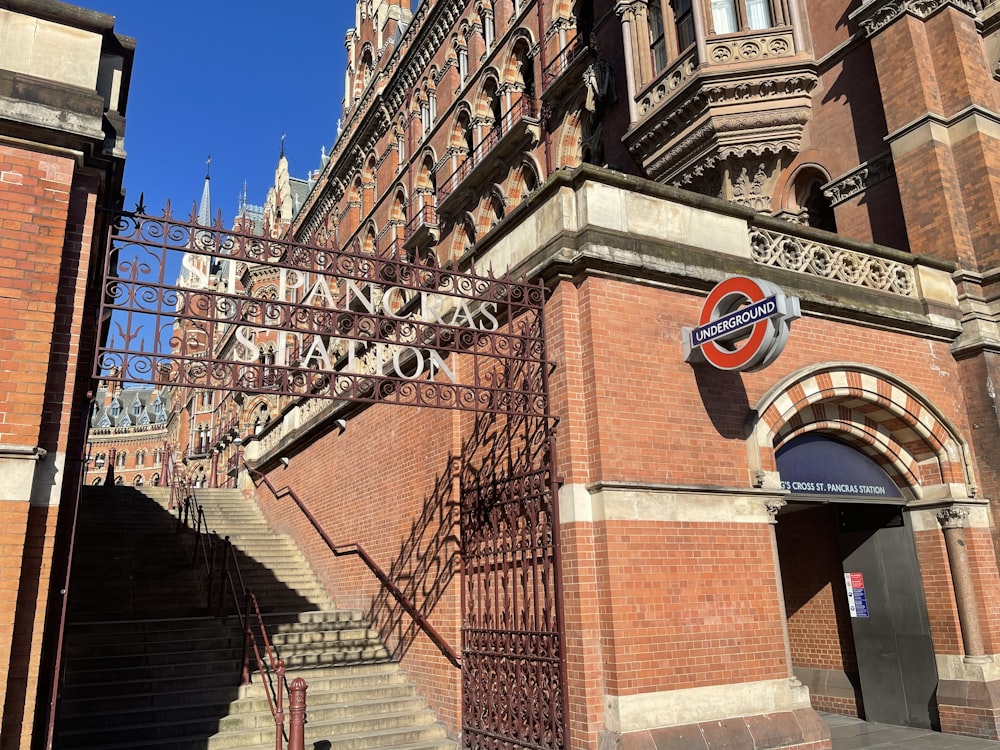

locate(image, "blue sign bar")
[[691, 296, 778, 346]]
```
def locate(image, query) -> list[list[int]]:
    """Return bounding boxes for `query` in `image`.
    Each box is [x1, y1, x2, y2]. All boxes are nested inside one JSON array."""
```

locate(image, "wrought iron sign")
[[96, 203, 549, 417], [96, 202, 569, 750]]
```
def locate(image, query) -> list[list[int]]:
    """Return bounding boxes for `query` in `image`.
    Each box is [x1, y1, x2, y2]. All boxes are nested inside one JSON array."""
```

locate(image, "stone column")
[[938, 506, 988, 662], [615, 2, 641, 122], [766, 498, 796, 677]]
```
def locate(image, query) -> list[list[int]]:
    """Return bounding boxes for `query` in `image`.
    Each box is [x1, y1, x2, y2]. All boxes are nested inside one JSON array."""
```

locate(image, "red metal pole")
[[219, 536, 231, 616], [240, 591, 252, 686], [274, 661, 286, 750], [287, 676, 307, 750]]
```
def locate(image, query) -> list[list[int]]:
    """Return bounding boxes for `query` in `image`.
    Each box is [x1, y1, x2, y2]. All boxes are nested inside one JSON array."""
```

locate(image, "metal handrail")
[[244, 459, 461, 669], [542, 35, 587, 88], [438, 97, 539, 200], [169, 460, 305, 750]]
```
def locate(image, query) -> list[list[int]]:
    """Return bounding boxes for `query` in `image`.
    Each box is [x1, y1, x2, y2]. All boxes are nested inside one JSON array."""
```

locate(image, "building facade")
[[91, 0, 1000, 748], [0, 1, 132, 747]]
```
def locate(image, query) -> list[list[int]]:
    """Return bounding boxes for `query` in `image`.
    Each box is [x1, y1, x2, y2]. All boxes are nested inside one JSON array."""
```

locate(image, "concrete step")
[[57, 486, 454, 750]]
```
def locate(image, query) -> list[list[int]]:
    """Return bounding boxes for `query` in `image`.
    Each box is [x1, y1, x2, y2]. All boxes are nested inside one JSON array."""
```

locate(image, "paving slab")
[[822, 713, 1000, 750]]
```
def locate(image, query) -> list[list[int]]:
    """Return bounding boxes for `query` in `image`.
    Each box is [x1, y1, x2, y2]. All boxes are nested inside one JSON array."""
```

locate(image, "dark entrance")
[[837, 504, 938, 728], [775, 435, 938, 730]]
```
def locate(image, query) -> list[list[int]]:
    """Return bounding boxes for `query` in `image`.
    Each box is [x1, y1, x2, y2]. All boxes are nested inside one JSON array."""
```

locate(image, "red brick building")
[[0, 1, 132, 747], [60, 0, 1000, 748]]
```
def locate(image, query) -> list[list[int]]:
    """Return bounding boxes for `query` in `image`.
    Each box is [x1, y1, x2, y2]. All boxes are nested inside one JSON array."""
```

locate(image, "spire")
[[280, 132, 286, 159], [198, 155, 212, 225]]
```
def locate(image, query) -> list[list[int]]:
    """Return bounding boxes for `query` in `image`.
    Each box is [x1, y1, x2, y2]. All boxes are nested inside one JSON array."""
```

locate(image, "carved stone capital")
[[937, 506, 971, 529], [614, 1, 646, 22], [765, 498, 787, 523]]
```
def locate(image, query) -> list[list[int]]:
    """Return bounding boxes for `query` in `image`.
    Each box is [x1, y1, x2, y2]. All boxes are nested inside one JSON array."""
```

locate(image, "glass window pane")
[[746, 0, 773, 29], [711, 0, 738, 33]]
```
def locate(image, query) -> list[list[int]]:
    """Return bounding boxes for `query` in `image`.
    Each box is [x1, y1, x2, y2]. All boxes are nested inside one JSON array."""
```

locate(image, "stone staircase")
[[54, 485, 456, 750]]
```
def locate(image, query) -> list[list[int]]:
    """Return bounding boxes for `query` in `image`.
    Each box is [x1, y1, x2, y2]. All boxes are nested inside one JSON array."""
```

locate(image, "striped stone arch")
[[750, 364, 976, 501]]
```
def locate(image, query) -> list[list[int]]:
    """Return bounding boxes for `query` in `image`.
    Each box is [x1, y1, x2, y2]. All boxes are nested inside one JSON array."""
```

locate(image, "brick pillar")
[[862, 5, 1000, 270]]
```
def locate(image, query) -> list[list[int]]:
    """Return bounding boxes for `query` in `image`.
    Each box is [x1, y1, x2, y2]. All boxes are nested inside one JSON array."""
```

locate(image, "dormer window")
[[108, 399, 121, 417], [132, 397, 143, 416]]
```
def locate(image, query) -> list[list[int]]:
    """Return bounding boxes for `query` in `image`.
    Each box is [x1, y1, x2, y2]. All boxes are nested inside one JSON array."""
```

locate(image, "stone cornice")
[[822, 152, 896, 206]]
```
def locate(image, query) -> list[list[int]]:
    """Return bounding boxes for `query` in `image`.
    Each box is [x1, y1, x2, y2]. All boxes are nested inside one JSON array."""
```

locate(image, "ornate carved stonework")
[[823, 152, 896, 206], [730, 159, 775, 212], [706, 30, 796, 65], [627, 69, 818, 188], [850, 0, 981, 37], [750, 227, 918, 297], [937, 506, 971, 529], [637, 51, 698, 117], [765, 498, 787, 523]]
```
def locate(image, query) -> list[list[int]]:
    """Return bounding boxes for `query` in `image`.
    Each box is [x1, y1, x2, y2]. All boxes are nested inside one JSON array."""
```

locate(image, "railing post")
[[219, 536, 231, 616], [287, 676, 307, 750], [274, 660, 286, 750], [207, 532, 218, 612], [240, 591, 253, 686]]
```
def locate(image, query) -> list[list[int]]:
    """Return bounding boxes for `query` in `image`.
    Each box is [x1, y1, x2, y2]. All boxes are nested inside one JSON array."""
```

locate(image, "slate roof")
[[91, 387, 170, 429]]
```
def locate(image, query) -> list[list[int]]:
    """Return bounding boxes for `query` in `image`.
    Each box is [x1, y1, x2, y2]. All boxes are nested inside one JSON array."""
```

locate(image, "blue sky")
[[91, 1, 358, 223]]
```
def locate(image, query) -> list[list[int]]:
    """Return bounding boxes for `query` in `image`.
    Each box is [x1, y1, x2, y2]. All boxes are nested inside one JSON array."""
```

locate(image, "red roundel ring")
[[697, 276, 778, 371]]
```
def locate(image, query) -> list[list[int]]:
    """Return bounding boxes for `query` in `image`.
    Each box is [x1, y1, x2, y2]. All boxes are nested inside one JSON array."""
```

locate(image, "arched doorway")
[[774, 433, 938, 729], [751, 364, 980, 732]]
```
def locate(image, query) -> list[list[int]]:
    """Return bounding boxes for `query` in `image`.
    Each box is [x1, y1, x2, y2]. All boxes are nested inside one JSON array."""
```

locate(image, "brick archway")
[[750, 364, 975, 500]]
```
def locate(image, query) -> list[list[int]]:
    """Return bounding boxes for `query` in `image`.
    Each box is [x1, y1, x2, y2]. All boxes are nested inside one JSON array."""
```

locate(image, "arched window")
[[480, 5, 496, 50], [458, 45, 469, 84], [804, 181, 837, 232]]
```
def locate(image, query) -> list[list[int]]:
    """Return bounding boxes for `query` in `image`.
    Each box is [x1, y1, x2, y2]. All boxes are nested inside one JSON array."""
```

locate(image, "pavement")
[[823, 713, 1000, 749]]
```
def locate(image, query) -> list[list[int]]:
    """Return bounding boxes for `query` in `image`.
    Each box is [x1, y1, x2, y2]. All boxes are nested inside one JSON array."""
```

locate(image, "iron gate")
[[95, 202, 569, 748]]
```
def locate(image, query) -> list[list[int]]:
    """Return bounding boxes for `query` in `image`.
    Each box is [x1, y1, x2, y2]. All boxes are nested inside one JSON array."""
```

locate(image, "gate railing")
[[172, 467, 307, 750], [244, 459, 461, 669]]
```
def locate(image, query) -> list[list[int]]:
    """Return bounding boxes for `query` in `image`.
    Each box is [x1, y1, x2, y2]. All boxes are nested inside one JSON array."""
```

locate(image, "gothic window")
[[804, 180, 837, 232], [420, 98, 430, 136], [136, 450, 145, 468], [459, 44, 469, 83], [481, 5, 496, 50], [108, 399, 121, 418]]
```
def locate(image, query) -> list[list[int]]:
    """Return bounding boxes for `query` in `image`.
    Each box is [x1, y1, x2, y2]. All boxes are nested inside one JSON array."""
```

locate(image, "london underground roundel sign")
[[683, 276, 800, 372]]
